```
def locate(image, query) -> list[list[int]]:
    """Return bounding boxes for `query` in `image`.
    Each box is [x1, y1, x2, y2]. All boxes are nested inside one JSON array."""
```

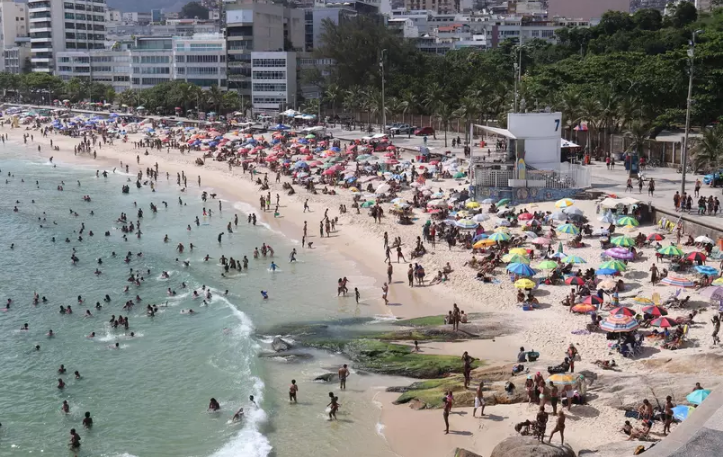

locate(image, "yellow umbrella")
[[465, 201, 480, 209], [515, 279, 536, 289], [548, 373, 576, 385], [633, 297, 653, 304], [509, 248, 528, 255], [456, 210, 470, 218], [713, 277, 723, 285], [473, 239, 496, 248], [349, 187, 359, 193], [555, 198, 574, 208]]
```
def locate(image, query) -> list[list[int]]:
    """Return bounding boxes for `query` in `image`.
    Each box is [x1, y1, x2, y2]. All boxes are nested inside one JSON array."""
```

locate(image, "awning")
[[561, 138, 580, 148], [474, 124, 516, 139], [600, 197, 640, 208]]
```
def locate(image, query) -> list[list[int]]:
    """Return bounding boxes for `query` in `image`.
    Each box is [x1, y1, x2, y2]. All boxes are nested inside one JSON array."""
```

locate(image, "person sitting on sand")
[[620, 420, 633, 436], [627, 420, 652, 441]]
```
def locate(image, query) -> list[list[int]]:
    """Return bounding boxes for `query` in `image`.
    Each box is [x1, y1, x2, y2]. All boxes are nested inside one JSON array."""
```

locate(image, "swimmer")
[[47, 329, 54, 337], [260, 291, 268, 300], [61, 400, 70, 413], [82, 412, 93, 428], [110, 342, 120, 349], [74, 371, 81, 379], [270, 262, 278, 271], [208, 398, 221, 412], [289, 248, 297, 262], [57, 378, 66, 389], [58, 364, 67, 374], [88, 332, 95, 338], [232, 407, 244, 422], [21, 323, 28, 331]]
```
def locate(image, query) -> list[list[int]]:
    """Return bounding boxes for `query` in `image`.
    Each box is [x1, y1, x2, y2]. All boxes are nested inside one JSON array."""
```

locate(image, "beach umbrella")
[[514, 278, 536, 289], [555, 198, 574, 208], [579, 296, 603, 305], [610, 236, 635, 247], [465, 201, 480, 209], [604, 248, 634, 260], [496, 218, 512, 227], [489, 232, 511, 242], [523, 231, 538, 239], [617, 216, 639, 227], [600, 260, 627, 272], [687, 252, 708, 262], [538, 260, 559, 270], [593, 228, 610, 236], [473, 239, 496, 248], [672, 405, 695, 421], [360, 200, 376, 208], [556, 224, 580, 235], [658, 246, 684, 257], [695, 236, 715, 245], [565, 276, 585, 286], [509, 248, 528, 255], [454, 171, 466, 179], [695, 265, 718, 276], [571, 303, 597, 314], [551, 252, 568, 260], [714, 278, 723, 286], [600, 314, 639, 332], [526, 220, 541, 227], [503, 253, 530, 264], [456, 211, 471, 218], [507, 263, 536, 276], [532, 237, 552, 245], [495, 198, 511, 207], [599, 210, 616, 224], [647, 233, 665, 241], [472, 233, 488, 242], [609, 306, 636, 317], [596, 268, 618, 276], [562, 255, 586, 264], [650, 317, 677, 328], [686, 389, 711, 405], [565, 207, 584, 216], [699, 286, 723, 301], [598, 279, 617, 289], [547, 373, 577, 385], [481, 198, 494, 204], [642, 305, 667, 317], [472, 213, 490, 223], [517, 212, 534, 220], [455, 219, 479, 230], [633, 296, 654, 305], [660, 276, 695, 288]]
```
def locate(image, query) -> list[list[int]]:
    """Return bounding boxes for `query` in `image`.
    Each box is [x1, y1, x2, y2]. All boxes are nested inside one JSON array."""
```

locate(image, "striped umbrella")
[[579, 295, 603, 305], [506, 263, 536, 276], [699, 286, 723, 300], [658, 246, 684, 257], [617, 216, 639, 227], [687, 252, 707, 262], [660, 276, 695, 288], [532, 237, 552, 245], [610, 236, 635, 247], [456, 219, 479, 229], [509, 248, 528, 255], [555, 198, 574, 208], [609, 306, 636, 317], [695, 265, 718, 276], [514, 278, 536, 289], [672, 405, 695, 421], [489, 232, 511, 242], [473, 239, 496, 248], [537, 260, 559, 270], [503, 253, 530, 264], [642, 305, 667, 317], [565, 276, 585, 286], [495, 198, 511, 207], [563, 255, 586, 264], [571, 303, 597, 313], [494, 226, 511, 233], [650, 317, 678, 328], [548, 373, 576, 385], [600, 314, 639, 332], [600, 260, 627, 272], [556, 224, 580, 235], [647, 233, 665, 241]]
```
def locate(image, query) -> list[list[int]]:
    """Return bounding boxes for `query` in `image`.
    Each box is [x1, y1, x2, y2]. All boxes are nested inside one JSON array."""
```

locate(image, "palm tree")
[[436, 102, 456, 147], [343, 85, 364, 123], [400, 91, 419, 126], [615, 95, 641, 134], [624, 120, 651, 158], [691, 124, 723, 173], [386, 97, 402, 124], [578, 96, 601, 153], [557, 88, 581, 141], [423, 82, 444, 129], [206, 85, 224, 113], [171, 82, 194, 113], [596, 87, 620, 154], [323, 84, 342, 117], [454, 96, 481, 144]]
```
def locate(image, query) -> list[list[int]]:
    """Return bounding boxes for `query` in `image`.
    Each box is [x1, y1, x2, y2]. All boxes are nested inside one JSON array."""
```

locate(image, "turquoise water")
[[0, 149, 389, 457]]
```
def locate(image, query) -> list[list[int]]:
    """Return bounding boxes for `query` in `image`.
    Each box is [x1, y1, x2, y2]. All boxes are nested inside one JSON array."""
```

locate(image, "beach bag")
[[634, 445, 646, 455]]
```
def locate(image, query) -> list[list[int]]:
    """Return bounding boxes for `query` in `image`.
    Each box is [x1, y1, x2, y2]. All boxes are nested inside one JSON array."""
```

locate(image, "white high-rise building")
[[0, 0, 29, 72], [28, 0, 107, 73]]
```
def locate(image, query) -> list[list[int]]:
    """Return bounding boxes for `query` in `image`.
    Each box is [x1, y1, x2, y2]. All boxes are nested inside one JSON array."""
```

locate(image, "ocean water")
[[0, 148, 394, 457]]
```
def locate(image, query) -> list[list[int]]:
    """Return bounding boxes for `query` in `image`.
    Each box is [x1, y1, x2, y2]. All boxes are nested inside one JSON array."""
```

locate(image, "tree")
[[691, 124, 722, 172], [667, 1, 698, 28], [624, 120, 652, 157], [323, 83, 342, 117], [435, 102, 456, 147], [180, 2, 209, 20], [556, 88, 581, 140], [105, 87, 116, 105]]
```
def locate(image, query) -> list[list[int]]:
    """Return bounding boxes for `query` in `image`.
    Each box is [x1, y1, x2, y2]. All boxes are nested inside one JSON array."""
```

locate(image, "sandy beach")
[[6, 116, 723, 457]]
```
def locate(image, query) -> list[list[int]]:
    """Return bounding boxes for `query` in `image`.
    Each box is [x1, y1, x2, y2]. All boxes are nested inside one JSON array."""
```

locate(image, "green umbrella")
[[610, 236, 635, 247], [617, 216, 639, 227], [599, 260, 627, 272], [454, 171, 466, 179], [658, 246, 684, 257], [562, 255, 586, 264], [496, 198, 511, 207], [305, 134, 316, 139], [538, 260, 559, 270], [361, 200, 376, 208], [556, 224, 580, 235]]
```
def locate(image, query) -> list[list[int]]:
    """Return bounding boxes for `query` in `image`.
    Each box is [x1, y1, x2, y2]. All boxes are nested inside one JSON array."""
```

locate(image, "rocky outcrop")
[[577, 441, 652, 456], [452, 448, 482, 457], [271, 337, 292, 352], [490, 436, 575, 457], [313, 373, 337, 382]]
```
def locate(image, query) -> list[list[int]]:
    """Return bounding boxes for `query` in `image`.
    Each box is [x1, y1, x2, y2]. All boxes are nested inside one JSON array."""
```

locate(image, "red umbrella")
[[386, 146, 396, 151], [687, 252, 707, 262], [609, 306, 636, 317], [651, 317, 677, 328], [565, 276, 585, 286], [647, 233, 664, 241], [518, 212, 534, 221], [579, 295, 603, 305], [642, 305, 667, 317]]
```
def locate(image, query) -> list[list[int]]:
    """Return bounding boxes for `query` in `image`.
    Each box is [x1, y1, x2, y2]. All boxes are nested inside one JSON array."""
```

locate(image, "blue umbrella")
[[298, 139, 308, 144], [596, 268, 618, 276], [695, 265, 718, 276], [686, 389, 711, 405], [294, 161, 307, 169], [208, 141, 218, 147], [506, 263, 536, 277], [273, 124, 289, 130], [109, 113, 119, 118], [472, 233, 488, 242], [330, 146, 341, 152], [672, 405, 694, 421]]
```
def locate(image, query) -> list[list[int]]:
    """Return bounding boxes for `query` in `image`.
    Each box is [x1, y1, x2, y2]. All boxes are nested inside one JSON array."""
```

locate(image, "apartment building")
[[3, 37, 30, 73], [0, 0, 28, 72], [548, 0, 629, 21], [250, 51, 296, 114], [303, 6, 356, 52], [55, 34, 227, 93], [28, 0, 107, 73], [404, 0, 459, 14], [223, 0, 304, 98], [107, 20, 220, 40]]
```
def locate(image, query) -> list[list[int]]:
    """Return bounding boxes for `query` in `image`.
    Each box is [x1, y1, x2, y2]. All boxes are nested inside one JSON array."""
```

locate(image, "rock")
[[385, 385, 409, 393], [577, 441, 649, 456], [453, 449, 482, 457], [313, 373, 337, 382], [258, 352, 312, 362], [272, 337, 292, 352], [408, 398, 425, 410], [490, 436, 575, 457]]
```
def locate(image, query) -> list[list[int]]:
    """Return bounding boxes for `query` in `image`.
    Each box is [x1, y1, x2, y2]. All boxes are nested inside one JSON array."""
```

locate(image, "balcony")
[[29, 16, 52, 23], [227, 74, 249, 82], [28, 4, 51, 13]]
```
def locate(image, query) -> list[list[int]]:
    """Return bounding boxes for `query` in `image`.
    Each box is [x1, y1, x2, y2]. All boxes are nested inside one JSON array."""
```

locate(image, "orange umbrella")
[[571, 304, 596, 313]]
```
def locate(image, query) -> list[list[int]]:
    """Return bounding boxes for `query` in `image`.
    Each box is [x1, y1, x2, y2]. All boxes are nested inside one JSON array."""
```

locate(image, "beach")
[[1, 113, 722, 457]]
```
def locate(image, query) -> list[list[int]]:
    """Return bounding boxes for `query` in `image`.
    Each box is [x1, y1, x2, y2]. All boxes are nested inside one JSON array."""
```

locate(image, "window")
[[65, 22, 75, 29], [251, 58, 286, 67], [64, 13, 74, 19], [113, 75, 130, 82], [186, 67, 218, 75], [187, 79, 220, 87], [58, 66, 72, 72], [177, 67, 185, 74], [175, 55, 184, 63], [252, 96, 286, 104], [253, 83, 286, 92], [140, 56, 169, 64], [132, 78, 139, 85], [541, 30, 554, 38], [141, 77, 169, 85], [252, 70, 285, 80], [185, 55, 218, 63]]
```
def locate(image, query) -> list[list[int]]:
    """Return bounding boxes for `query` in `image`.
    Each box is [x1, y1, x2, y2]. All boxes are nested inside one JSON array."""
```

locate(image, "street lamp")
[[680, 29, 703, 195], [512, 43, 526, 113], [380, 49, 387, 133]]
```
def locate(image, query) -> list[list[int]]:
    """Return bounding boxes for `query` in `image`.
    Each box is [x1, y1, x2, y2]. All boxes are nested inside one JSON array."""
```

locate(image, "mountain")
[[106, 0, 187, 12]]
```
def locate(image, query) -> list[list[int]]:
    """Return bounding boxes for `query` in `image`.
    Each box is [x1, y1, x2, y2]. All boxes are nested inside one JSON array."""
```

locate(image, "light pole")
[[380, 48, 387, 133], [512, 43, 525, 113], [681, 29, 703, 196]]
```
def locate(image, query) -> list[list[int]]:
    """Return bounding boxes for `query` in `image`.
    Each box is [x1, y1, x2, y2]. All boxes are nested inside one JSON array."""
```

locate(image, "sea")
[[0, 146, 400, 457]]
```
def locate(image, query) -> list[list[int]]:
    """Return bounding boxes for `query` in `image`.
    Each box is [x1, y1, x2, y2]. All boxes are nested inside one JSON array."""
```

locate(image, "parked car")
[[389, 124, 414, 134], [414, 126, 435, 136]]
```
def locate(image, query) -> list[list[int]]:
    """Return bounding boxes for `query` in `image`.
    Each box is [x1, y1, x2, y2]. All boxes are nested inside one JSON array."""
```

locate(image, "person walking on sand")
[[338, 364, 350, 390], [387, 262, 393, 284], [396, 246, 407, 263], [548, 410, 566, 444], [303, 199, 310, 213], [648, 178, 655, 197], [442, 391, 453, 434], [289, 379, 298, 403], [382, 282, 389, 305], [625, 178, 633, 192], [473, 381, 485, 417]]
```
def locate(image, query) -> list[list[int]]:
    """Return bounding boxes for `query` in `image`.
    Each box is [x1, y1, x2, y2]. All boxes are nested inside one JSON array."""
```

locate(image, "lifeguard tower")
[[472, 112, 590, 204]]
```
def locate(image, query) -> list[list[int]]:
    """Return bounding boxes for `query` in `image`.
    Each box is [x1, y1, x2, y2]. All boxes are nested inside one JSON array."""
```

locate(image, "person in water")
[[260, 291, 268, 300], [208, 398, 221, 411], [69, 428, 81, 448], [82, 412, 93, 428]]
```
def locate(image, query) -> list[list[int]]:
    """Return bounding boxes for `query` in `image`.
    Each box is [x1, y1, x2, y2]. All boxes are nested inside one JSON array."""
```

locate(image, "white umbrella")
[[592, 228, 610, 236], [551, 211, 568, 221], [481, 198, 494, 204], [375, 183, 391, 195], [695, 236, 715, 244], [496, 218, 511, 226], [472, 213, 490, 223], [523, 231, 538, 239], [599, 210, 616, 224]]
